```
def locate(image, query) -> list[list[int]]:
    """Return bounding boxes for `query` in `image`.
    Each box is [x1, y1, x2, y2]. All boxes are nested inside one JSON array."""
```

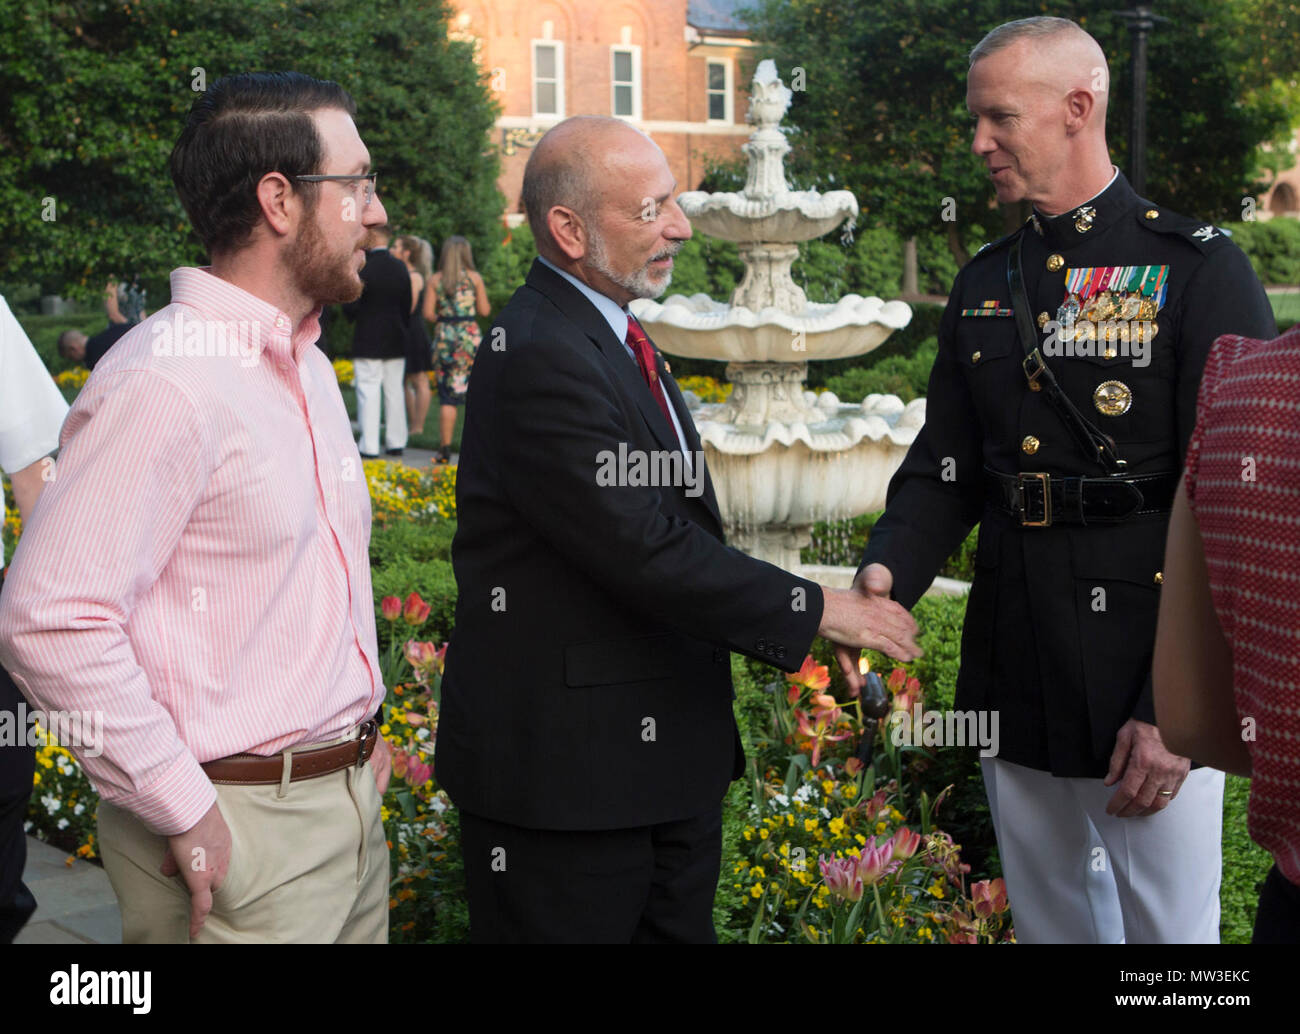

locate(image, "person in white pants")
[[982, 758, 1224, 943], [354, 356, 406, 456]]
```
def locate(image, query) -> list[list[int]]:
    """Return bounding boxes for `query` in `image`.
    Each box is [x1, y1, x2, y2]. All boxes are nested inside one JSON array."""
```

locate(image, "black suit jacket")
[[343, 247, 411, 360], [435, 258, 823, 831]]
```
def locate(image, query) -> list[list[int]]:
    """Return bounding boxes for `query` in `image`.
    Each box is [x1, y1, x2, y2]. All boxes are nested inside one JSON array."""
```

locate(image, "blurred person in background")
[[423, 235, 489, 465], [393, 234, 433, 437], [57, 277, 150, 372]]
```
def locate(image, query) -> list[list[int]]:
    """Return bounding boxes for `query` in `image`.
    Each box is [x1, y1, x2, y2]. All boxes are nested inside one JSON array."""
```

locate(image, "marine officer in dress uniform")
[[842, 17, 1276, 943]]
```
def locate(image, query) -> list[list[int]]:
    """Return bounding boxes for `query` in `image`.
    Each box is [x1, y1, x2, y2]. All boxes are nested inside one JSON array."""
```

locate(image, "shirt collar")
[[537, 255, 630, 344], [1031, 166, 1137, 249], [167, 267, 322, 365]]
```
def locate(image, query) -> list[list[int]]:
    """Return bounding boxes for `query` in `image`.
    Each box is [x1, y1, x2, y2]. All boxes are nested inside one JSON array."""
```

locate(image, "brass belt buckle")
[[1018, 472, 1052, 527]]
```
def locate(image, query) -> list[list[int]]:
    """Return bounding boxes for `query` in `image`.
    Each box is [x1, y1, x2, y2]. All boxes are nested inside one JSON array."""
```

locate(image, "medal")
[[1094, 380, 1133, 416]]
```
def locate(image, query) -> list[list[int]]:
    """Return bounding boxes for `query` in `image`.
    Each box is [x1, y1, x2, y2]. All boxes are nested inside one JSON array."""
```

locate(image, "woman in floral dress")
[[423, 236, 490, 464]]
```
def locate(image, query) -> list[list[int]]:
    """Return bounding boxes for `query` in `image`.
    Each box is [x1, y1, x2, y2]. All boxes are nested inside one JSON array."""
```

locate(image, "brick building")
[[447, 0, 758, 223]]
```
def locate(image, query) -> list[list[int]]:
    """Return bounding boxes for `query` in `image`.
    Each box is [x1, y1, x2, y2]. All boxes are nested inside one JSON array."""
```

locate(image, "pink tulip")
[[889, 826, 922, 861], [819, 855, 864, 902], [855, 840, 893, 886], [381, 596, 402, 621], [406, 757, 432, 787], [390, 749, 409, 779], [789, 655, 831, 692]]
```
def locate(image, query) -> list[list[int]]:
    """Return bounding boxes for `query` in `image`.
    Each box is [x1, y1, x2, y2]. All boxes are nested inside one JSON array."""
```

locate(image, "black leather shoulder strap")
[[1007, 233, 1127, 475]]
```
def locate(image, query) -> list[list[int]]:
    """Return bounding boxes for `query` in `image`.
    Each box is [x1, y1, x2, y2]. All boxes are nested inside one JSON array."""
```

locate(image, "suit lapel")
[[523, 259, 726, 533], [524, 260, 683, 456], [655, 351, 724, 532]]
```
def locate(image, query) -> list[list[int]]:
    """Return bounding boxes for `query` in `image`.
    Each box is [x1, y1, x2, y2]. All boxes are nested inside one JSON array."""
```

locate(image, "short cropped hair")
[[169, 71, 356, 256], [969, 16, 1085, 67]]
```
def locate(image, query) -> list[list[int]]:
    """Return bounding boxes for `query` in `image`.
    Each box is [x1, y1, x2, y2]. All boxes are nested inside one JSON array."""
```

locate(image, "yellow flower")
[[804, 818, 818, 833], [778, 842, 790, 858], [855, 833, 866, 845], [828, 817, 846, 837], [875, 820, 887, 835], [751, 866, 766, 880], [759, 827, 769, 839], [890, 807, 905, 822], [842, 784, 858, 799], [749, 882, 764, 899], [928, 881, 946, 899], [918, 926, 933, 941], [743, 827, 753, 841], [786, 814, 795, 826], [821, 779, 834, 795]]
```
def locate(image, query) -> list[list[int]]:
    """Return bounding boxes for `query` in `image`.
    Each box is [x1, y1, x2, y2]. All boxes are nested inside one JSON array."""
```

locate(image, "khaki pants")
[[97, 737, 390, 944]]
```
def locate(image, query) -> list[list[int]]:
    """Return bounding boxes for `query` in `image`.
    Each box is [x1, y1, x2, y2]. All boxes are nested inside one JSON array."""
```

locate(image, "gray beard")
[[587, 229, 676, 299]]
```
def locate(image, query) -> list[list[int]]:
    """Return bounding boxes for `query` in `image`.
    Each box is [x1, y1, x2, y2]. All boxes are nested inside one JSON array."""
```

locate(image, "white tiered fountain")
[[631, 60, 925, 579]]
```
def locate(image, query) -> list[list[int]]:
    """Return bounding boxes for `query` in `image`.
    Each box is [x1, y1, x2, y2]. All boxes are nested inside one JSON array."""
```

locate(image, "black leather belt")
[[985, 467, 1177, 527]]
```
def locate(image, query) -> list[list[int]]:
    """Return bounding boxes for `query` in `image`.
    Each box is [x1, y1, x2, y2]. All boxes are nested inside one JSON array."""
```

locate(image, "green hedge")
[[1231, 218, 1300, 286]]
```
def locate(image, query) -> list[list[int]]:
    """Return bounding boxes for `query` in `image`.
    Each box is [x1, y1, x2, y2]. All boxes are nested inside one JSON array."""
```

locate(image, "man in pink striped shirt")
[[0, 72, 392, 943]]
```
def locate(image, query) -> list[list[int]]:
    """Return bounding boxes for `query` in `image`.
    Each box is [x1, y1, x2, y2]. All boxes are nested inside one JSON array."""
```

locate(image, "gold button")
[[1154, 571, 1164, 585], [1037, 311, 1050, 329], [1046, 253, 1065, 272], [1103, 347, 1118, 359], [1145, 209, 1159, 220], [971, 351, 982, 364], [1021, 435, 1040, 455]]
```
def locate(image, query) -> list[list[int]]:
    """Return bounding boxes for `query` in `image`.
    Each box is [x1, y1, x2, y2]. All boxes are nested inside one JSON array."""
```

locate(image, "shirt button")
[[1145, 209, 1160, 220], [971, 351, 982, 364], [275, 315, 288, 330], [1046, 253, 1064, 272], [1154, 571, 1164, 585], [278, 361, 289, 372], [1021, 435, 1040, 455]]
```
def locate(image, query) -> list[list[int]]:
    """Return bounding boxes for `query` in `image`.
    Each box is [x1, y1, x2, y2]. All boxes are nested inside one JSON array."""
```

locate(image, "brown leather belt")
[[200, 720, 379, 786]]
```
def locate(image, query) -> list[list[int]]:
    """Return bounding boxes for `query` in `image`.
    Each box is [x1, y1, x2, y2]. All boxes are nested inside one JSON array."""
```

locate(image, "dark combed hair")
[[169, 71, 357, 256]]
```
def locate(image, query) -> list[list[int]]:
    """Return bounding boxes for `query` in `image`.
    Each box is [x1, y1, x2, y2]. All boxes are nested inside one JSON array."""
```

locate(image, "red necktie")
[[625, 315, 674, 426]]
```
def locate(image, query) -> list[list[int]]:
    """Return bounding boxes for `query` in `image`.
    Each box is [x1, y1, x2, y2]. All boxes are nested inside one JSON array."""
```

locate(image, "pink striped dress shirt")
[[0, 267, 383, 835]]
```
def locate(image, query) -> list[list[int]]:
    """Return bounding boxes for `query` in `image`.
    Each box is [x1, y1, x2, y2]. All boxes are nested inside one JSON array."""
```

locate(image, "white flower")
[[57, 818, 69, 830], [73, 803, 85, 816]]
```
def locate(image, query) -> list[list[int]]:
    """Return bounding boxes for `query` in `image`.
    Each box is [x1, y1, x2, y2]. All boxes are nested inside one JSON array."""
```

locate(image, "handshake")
[[817, 563, 917, 694]]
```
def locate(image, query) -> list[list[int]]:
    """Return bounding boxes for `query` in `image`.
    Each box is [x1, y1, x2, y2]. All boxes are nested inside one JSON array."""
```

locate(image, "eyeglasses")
[[293, 172, 378, 207]]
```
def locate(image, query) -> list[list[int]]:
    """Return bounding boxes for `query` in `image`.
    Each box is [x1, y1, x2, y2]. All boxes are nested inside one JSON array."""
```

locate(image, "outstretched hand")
[[819, 575, 921, 695], [830, 564, 913, 694]]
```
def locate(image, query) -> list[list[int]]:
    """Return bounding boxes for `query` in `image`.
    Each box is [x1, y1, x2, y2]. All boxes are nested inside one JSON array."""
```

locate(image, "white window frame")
[[610, 45, 642, 122], [532, 40, 565, 120], [705, 58, 733, 124]]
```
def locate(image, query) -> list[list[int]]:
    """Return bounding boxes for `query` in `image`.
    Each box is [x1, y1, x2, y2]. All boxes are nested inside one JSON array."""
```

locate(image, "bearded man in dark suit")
[[436, 115, 921, 943]]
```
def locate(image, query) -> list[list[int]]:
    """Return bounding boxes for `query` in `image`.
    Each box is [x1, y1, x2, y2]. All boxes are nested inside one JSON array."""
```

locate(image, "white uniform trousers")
[[354, 357, 408, 455], [981, 756, 1224, 944]]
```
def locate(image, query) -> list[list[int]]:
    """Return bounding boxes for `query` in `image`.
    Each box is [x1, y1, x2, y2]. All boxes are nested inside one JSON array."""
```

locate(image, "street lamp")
[[1115, 4, 1169, 196]]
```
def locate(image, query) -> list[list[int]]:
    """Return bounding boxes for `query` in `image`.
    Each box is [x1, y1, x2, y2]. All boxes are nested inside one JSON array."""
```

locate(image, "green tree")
[[742, 0, 1300, 266], [0, 0, 502, 305]]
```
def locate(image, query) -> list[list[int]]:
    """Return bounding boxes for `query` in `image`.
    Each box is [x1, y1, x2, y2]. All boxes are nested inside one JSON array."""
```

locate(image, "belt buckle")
[[1017, 472, 1052, 527], [355, 719, 378, 770]]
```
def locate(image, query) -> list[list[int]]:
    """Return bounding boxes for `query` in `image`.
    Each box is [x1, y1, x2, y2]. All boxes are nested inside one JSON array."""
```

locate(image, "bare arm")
[[1152, 475, 1250, 775], [104, 281, 126, 324], [408, 272, 423, 315], [422, 272, 440, 323], [472, 271, 490, 317], [9, 458, 50, 523]]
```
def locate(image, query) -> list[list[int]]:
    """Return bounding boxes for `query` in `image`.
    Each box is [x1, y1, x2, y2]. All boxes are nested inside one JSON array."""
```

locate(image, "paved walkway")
[[16, 836, 121, 944]]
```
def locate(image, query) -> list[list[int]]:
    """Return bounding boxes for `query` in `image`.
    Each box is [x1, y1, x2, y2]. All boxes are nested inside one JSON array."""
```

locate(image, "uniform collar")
[[1030, 167, 1138, 250]]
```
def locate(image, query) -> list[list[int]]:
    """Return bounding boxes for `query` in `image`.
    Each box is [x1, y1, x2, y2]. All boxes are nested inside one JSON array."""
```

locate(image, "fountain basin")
[[677, 189, 859, 243], [633, 293, 912, 362], [693, 395, 924, 523]]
